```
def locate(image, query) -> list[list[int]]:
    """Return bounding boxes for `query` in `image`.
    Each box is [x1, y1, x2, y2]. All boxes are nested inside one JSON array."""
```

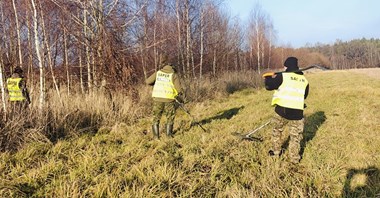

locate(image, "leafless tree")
[[31, 0, 45, 110], [247, 3, 274, 73]]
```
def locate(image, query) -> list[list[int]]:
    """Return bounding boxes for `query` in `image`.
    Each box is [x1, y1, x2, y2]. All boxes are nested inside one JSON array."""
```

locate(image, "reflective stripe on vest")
[[271, 73, 308, 110], [152, 71, 178, 99], [7, 78, 26, 101]]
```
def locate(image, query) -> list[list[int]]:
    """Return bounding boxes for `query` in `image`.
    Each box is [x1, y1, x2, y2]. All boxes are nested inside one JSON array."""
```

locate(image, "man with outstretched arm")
[[263, 57, 309, 165]]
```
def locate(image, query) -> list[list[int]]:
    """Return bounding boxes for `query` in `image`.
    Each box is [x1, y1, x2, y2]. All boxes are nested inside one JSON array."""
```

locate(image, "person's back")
[[146, 55, 183, 138], [147, 65, 181, 101], [264, 57, 309, 165], [7, 67, 30, 115], [264, 58, 309, 120]]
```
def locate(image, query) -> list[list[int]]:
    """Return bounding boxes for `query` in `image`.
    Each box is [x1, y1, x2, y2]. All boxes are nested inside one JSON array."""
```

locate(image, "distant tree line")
[[305, 38, 380, 69], [0, 0, 378, 109]]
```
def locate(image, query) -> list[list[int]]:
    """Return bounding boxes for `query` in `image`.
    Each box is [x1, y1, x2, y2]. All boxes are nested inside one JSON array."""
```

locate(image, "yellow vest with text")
[[152, 71, 178, 99], [271, 73, 308, 110], [7, 78, 26, 101]]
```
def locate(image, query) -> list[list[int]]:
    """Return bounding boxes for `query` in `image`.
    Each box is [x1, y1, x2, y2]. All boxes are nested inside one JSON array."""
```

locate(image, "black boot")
[[268, 149, 282, 157], [152, 123, 159, 139], [166, 124, 173, 137]]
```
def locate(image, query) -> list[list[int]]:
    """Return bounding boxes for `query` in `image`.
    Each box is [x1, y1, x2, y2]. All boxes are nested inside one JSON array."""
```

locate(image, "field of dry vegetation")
[[0, 69, 379, 197], [351, 68, 380, 79]]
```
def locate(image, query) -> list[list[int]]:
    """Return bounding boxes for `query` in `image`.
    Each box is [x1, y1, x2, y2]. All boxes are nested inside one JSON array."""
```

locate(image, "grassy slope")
[[1, 70, 380, 197]]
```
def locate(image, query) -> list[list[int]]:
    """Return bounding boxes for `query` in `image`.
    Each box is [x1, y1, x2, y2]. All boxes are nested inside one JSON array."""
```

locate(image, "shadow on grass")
[[196, 106, 245, 125], [177, 106, 244, 134], [342, 166, 380, 197], [281, 111, 326, 157], [300, 111, 326, 156], [45, 109, 101, 144]]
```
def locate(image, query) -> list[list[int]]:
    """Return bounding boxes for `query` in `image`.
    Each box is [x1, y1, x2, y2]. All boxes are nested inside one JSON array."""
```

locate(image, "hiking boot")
[[152, 122, 159, 139], [268, 150, 281, 157], [166, 124, 173, 137]]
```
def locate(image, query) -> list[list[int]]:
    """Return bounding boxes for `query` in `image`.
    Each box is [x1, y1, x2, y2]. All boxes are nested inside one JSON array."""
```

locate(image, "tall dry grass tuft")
[[0, 88, 135, 151], [0, 70, 262, 152], [183, 70, 263, 102]]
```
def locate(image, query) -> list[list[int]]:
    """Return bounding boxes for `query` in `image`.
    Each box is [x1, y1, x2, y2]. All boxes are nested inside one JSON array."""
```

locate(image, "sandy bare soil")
[[350, 68, 380, 79]]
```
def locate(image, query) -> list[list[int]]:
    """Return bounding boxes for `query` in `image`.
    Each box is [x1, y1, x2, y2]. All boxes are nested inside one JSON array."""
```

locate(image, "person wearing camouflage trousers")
[[271, 113, 304, 164], [263, 57, 309, 164], [146, 55, 183, 139]]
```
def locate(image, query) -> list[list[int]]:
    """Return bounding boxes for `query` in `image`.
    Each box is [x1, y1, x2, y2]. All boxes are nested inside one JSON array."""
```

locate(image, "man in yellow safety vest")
[[263, 57, 309, 165], [7, 66, 31, 115], [146, 55, 183, 139]]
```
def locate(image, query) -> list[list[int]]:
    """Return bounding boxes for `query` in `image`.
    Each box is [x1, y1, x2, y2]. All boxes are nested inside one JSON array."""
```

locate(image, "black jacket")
[[265, 71, 309, 120]]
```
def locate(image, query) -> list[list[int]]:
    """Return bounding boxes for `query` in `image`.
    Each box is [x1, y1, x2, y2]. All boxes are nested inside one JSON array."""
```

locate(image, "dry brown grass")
[[0, 71, 259, 152], [350, 68, 380, 79]]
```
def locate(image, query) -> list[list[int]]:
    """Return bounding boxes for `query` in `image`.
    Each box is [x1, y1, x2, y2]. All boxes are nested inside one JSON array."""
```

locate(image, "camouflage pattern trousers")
[[271, 113, 304, 164], [152, 101, 177, 125]]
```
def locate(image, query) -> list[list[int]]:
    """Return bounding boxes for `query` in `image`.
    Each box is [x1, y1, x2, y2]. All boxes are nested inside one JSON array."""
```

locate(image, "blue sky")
[[225, 0, 380, 48]]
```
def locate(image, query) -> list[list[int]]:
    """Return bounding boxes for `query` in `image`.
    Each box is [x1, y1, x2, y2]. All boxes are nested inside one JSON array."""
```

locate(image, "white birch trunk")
[[185, 1, 191, 76], [95, 0, 104, 87], [84, 6, 92, 92], [0, 59, 7, 120], [12, 0, 23, 66], [199, 7, 204, 79], [39, 2, 62, 105], [0, 2, 7, 118], [255, 19, 261, 73], [31, 0, 45, 110]]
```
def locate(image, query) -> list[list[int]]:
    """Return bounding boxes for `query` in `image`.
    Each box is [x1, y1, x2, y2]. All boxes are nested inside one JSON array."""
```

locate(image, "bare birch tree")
[[0, 2, 8, 118], [199, 5, 204, 79], [0, 60, 7, 120], [12, 0, 23, 67], [39, 1, 62, 105], [248, 3, 272, 73], [31, 0, 45, 110]]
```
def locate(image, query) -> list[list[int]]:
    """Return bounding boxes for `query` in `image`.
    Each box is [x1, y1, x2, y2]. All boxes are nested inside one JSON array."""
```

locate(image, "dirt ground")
[[350, 68, 380, 79]]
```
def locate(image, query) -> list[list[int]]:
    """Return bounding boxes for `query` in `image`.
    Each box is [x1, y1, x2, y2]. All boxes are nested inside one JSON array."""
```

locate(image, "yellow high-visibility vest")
[[271, 73, 308, 110], [7, 78, 26, 101], [152, 71, 178, 99]]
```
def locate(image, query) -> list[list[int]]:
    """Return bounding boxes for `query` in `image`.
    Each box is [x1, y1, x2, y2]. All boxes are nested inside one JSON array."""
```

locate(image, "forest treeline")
[[0, 0, 379, 109], [306, 38, 380, 69]]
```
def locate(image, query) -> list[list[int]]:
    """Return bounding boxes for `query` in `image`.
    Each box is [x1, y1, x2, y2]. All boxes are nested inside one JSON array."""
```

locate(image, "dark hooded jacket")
[[264, 57, 309, 120]]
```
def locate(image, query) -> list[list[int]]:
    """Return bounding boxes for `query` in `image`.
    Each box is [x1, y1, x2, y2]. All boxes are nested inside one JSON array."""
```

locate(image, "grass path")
[[1, 69, 380, 197]]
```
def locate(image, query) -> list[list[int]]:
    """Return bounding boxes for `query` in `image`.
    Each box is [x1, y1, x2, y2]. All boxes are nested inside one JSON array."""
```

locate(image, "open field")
[[1, 69, 380, 197], [351, 68, 380, 79]]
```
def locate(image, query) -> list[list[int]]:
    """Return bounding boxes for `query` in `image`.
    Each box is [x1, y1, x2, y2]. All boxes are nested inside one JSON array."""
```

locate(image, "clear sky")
[[225, 0, 380, 48]]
